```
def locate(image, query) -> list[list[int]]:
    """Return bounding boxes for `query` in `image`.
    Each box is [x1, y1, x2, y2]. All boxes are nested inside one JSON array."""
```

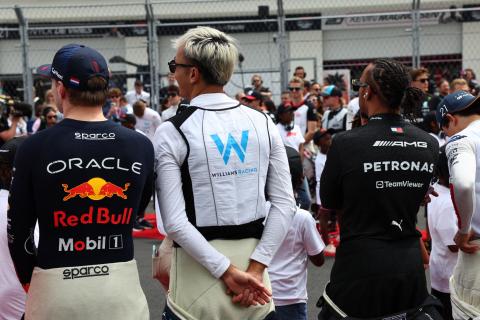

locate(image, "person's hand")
[[221, 264, 271, 307], [10, 114, 20, 122], [454, 230, 480, 254], [421, 186, 438, 206], [239, 260, 270, 306]]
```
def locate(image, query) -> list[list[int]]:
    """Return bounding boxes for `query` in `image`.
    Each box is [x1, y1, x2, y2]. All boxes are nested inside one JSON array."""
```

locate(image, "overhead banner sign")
[[157, 14, 322, 35], [323, 11, 441, 30], [0, 13, 321, 40], [322, 4, 478, 30]]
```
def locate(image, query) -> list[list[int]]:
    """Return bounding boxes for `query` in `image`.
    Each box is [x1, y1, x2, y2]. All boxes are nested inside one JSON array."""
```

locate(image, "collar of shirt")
[[189, 93, 238, 110]]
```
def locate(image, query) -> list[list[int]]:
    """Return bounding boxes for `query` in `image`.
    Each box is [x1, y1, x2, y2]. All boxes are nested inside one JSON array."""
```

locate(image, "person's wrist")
[[220, 264, 234, 281], [247, 260, 266, 275]]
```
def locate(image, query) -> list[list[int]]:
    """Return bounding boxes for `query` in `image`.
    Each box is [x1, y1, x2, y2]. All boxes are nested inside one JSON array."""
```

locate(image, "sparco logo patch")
[[63, 265, 109, 280], [373, 141, 428, 148], [75, 132, 116, 140]]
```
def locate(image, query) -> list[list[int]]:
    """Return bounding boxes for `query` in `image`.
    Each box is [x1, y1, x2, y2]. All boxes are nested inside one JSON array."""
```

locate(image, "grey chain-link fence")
[[0, 0, 479, 108]]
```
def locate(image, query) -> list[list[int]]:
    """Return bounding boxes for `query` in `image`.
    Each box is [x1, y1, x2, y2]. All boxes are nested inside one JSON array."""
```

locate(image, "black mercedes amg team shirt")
[[7, 118, 154, 284], [320, 113, 439, 317]]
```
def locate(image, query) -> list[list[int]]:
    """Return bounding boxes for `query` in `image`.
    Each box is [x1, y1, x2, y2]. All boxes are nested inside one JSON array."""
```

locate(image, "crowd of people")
[[1, 25, 480, 320]]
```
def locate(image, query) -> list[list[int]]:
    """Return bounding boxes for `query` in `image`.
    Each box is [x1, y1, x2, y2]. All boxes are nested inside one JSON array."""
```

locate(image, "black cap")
[[36, 44, 109, 91], [244, 90, 263, 101], [0, 136, 28, 167]]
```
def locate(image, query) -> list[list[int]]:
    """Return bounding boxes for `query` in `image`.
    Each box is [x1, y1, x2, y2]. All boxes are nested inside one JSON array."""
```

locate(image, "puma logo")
[[391, 219, 403, 232]]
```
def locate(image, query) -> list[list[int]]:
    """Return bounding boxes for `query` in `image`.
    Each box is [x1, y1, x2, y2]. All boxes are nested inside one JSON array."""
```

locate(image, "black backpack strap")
[[167, 106, 198, 234]]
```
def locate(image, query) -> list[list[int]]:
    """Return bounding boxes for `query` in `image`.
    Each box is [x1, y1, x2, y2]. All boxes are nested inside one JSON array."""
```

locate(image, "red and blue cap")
[[36, 44, 109, 91], [436, 90, 480, 126]]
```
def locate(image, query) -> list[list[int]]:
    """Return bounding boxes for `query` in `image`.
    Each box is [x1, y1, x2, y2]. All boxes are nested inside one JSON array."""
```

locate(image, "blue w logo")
[[210, 130, 249, 165]]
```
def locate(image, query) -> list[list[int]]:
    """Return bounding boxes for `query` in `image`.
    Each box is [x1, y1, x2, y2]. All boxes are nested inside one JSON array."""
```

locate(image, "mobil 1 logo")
[[109, 234, 123, 249]]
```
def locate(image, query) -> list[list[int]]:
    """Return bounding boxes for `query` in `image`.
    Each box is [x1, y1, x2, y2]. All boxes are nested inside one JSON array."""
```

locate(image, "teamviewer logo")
[[210, 130, 249, 165], [376, 181, 384, 189]]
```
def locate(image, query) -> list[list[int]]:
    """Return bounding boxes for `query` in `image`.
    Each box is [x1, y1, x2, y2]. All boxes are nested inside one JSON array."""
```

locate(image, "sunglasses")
[[289, 87, 302, 92], [168, 58, 195, 73], [416, 78, 429, 83], [47, 115, 57, 120], [167, 92, 178, 97], [351, 79, 369, 91]]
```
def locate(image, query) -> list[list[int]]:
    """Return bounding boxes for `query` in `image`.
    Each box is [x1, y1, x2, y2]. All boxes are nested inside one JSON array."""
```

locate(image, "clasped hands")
[[220, 260, 272, 308]]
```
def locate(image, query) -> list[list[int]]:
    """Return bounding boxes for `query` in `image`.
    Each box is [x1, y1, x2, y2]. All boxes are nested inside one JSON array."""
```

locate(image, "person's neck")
[[189, 84, 224, 100], [63, 103, 107, 121], [455, 115, 480, 132], [329, 104, 341, 111], [368, 102, 398, 117], [291, 97, 303, 105]]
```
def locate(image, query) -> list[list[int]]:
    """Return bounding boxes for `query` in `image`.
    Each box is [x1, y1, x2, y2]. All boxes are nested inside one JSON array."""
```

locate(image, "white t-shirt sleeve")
[[302, 212, 325, 256]]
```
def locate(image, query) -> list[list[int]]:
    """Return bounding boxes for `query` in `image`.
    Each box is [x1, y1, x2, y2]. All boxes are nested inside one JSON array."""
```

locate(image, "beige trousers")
[[25, 259, 149, 320], [167, 238, 275, 320], [450, 240, 480, 320]]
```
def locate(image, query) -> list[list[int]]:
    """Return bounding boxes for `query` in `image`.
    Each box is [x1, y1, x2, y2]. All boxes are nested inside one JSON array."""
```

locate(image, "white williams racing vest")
[[169, 104, 272, 240]]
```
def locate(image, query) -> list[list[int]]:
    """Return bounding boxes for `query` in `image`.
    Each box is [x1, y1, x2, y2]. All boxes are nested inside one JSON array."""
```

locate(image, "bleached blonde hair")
[[173, 26, 238, 86]]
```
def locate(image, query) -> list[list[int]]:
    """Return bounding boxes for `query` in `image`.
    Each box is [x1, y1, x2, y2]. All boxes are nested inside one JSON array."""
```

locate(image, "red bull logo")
[[62, 178, 130, 201]]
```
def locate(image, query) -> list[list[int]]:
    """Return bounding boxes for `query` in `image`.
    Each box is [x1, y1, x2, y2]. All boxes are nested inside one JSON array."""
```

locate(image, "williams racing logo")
[[62, 178, 130, 201], [211, 130, 249, 165], [209, 130, 258, 178], [63, 265, 110, 280]]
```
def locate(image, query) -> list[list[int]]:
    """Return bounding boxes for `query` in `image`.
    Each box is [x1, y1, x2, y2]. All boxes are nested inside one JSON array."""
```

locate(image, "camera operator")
[[0, 96, 31, 145]]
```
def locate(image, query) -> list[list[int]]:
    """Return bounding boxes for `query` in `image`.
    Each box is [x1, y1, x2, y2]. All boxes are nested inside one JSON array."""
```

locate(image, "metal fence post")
[[411, 0, 421, 68], [277, 0, 289, 91], [146, 0, 159, 111], [14, 5, 33, 104]]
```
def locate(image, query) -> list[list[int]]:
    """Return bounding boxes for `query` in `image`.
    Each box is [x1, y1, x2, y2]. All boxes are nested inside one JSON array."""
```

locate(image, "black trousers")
[[431, 288, 453, 320]]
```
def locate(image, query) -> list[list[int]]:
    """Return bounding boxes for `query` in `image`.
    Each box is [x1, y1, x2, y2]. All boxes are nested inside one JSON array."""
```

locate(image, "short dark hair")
[[66, 76, 108, 107], [134, 80, 143, 87], [410, 67, 429, 81]]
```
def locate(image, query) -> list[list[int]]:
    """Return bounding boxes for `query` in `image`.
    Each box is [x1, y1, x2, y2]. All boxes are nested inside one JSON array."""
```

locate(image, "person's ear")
[[444, 114, 456, 128], [190, 66, 200, 84], [55, 81, 66, 99]]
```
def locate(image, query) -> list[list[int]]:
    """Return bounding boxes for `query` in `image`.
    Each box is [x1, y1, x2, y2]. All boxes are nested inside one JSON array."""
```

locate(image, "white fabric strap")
[[322, 287, 348, 318]]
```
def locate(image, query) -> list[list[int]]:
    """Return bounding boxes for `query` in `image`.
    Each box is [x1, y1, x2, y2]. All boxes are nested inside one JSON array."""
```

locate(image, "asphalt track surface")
[[134, 209, 429, 320]]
